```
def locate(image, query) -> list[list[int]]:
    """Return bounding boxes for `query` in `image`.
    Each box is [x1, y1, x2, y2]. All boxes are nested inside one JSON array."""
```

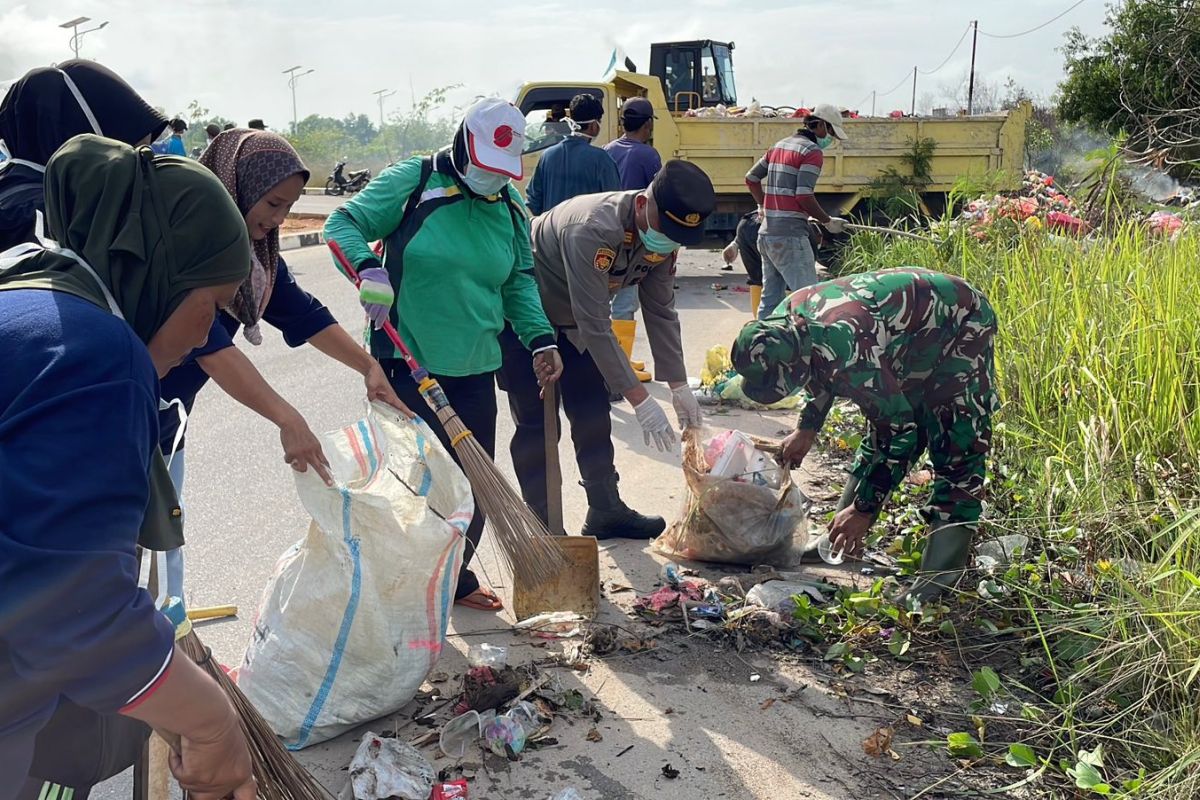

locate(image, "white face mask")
[[461, 163, 510, 197]]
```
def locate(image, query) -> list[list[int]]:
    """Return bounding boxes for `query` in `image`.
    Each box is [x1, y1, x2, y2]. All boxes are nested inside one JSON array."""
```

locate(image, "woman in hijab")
[[154, 129, 410, 601], [0, 135, 255, 800], [0, 60, 168, 251], [324, 97, 563, 612]]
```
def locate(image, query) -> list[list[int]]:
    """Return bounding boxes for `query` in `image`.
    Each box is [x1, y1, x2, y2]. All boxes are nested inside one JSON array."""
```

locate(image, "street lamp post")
[[373, 89, 397, 159], [59, 17, 109, 59], [282, 66, 315, 134]]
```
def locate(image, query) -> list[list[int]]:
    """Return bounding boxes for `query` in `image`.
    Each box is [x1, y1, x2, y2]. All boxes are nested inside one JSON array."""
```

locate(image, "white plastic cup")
[[817, 534, 845, 565]]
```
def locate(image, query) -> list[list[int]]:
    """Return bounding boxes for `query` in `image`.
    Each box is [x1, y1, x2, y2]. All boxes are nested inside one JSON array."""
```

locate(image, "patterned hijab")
[[199, 129, 308, 343], [731, 313, 812, 406]]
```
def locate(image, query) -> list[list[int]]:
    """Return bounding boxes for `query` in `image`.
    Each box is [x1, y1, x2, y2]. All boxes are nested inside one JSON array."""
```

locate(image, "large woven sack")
[[239, 404, 472, 748]]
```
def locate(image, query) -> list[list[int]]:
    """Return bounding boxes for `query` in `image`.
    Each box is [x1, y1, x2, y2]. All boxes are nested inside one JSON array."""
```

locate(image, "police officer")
[[730, 268, 998, 600], [498, 160, 716, 539]]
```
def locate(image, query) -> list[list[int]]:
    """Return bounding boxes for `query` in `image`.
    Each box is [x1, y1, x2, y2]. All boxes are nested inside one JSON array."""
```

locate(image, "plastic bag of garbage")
[[239, 403, 473, 748], [347, 732, 435, 800], [653, 428, 808, 567]]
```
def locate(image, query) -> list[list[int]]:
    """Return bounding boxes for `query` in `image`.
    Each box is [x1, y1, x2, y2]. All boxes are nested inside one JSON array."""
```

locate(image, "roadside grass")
[[824, 225, 1200, 797]]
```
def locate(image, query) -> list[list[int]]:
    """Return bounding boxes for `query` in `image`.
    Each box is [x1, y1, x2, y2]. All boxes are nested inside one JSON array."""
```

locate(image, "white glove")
[[633, 395, 677, 452], [823, 217, 848, 234], [671, 385, 703, 430]]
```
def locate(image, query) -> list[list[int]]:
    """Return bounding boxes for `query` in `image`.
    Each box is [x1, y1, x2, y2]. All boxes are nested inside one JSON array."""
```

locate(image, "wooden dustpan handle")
[[543, 385, 565, 536]]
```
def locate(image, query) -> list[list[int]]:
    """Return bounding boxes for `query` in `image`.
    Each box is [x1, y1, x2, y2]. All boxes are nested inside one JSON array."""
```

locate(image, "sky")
[[0, 0, 1110, 127]]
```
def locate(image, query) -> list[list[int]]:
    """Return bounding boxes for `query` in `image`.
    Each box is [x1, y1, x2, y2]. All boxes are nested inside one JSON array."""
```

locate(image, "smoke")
[[1128, 166, 1182, 203]]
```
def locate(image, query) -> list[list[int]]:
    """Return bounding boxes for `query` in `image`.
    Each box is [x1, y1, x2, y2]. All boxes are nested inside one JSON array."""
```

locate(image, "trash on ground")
[[745, 580, 828, 614], [456, 666, 521, 714], [696, 346, 801, 410], [439, 711, 482, 758], [483, 714, 527, 756], [467, 643, 508, 668], [548, 790, 583, 800], [662, 763, 681, 779], [431, 779, 469, 799], [653, 428, 809, 567], [515, 611, 587, 639], [348, 732, 435, 800], [975, 534, 1030, 571]]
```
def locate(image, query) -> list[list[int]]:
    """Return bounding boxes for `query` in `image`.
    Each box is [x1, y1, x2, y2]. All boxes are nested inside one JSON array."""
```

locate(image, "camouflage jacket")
[[787, 268, 997, 507]]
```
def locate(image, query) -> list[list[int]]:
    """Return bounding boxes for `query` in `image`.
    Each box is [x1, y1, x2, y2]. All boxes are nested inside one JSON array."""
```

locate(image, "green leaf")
[[1078, 745, 1105, 768], [888, 630, 911, 657], [946, 732, 983, 758], [1069, 760, 1108, 792], [1005, 743, 1037, 768], [971, 667, 1001, 698], [938, 619, 956, 636], [824, 642, 848, 662]]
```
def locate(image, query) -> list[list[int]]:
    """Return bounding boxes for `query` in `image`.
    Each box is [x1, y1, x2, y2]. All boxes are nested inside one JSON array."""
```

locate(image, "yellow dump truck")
[[514, 40, 1029, 235]]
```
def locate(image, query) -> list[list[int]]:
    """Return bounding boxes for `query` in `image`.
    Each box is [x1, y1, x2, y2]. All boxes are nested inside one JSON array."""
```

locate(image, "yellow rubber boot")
[[750, 284, 763, 318], [612, 319, 651, 382]]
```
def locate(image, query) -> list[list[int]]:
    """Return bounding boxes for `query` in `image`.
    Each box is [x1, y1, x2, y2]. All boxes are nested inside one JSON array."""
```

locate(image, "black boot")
[[580, 475, 665, 540]]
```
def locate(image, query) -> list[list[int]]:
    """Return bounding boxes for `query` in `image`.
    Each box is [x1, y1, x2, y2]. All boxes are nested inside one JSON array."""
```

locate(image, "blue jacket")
[[0, 290, 175, 765], [525, 135, 620, 216]]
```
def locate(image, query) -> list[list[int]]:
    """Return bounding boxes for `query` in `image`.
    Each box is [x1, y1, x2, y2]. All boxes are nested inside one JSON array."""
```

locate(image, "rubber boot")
[[612, 319, 651, 382], [905, 523, 975, 604], [750, 284, 763, 318], [580, 474, 665, 540]]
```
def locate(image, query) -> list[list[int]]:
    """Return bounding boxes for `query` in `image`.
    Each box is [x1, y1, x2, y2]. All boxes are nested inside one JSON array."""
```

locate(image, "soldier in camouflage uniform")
[[731, 267, 998, 599]]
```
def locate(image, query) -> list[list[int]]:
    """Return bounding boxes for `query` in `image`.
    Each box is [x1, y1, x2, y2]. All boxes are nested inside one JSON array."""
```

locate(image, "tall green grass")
[[841, 226, 1200, 797]]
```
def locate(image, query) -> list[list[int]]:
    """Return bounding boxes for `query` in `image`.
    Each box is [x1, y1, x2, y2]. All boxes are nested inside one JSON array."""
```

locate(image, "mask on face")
[[461, 163, 510, 196], [816, 134, 834, 150], [638, 223, 680, 254]]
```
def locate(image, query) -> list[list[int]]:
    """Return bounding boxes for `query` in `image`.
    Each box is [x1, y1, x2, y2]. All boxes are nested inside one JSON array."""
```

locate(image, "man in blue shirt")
[[525, 93, 620, 216], [150, 118, 188, 156], [604, 97, 663, 384]]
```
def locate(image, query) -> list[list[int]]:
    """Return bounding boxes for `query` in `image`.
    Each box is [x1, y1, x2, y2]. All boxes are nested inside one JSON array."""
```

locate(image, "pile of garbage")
[[954, 170, 1089, 240], [695, 345, 800, 410]]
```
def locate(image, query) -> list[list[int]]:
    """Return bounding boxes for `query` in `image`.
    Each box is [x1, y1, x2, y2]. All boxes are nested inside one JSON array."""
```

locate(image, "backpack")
[[0, 162, 46, 252]]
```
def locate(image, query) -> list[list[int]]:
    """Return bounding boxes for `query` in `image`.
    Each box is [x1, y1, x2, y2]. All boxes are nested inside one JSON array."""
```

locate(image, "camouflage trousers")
[[850, 296, 999, 527]]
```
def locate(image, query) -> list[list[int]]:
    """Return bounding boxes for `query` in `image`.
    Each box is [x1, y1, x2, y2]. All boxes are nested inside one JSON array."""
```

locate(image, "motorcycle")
[[324, 160, 371, 196]]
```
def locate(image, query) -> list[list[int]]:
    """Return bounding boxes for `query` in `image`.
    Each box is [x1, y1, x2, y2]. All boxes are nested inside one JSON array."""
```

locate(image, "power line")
[[875, 69, 915, 100], [919, 22, 973, 75], [979, 0, 1090, 39]]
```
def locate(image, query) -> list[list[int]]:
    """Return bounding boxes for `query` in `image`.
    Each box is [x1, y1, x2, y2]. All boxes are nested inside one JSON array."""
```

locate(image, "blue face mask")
[[816, 134, 834, 150], [638, 224, 680, 254]]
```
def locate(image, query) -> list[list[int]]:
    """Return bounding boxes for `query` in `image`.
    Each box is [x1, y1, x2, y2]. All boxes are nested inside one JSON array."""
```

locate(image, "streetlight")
[[60, 17, 109, 59], [373, 89, 397, 159], [282, 65, 315, 134]]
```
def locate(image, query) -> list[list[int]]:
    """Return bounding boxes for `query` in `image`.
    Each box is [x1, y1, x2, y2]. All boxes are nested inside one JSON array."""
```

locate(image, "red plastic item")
[[1045, 211, 1088, 236], [431, 780, 469, 799]]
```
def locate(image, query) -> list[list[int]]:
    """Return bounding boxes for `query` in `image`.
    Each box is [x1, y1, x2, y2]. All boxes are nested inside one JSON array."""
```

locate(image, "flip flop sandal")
[[455, 586, 504, 611]]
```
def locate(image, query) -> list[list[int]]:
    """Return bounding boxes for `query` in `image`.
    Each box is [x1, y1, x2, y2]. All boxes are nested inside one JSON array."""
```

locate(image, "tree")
[[1058, 0, 1200, 172]]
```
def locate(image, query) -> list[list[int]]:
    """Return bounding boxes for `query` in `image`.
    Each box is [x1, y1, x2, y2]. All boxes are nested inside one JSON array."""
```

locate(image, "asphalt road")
[[91, 246, 885, 800], [294, 192, 349, 216]]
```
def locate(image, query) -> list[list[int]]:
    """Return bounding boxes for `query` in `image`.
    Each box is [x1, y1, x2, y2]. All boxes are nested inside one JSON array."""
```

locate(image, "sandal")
[[455, 586, 504, 611]]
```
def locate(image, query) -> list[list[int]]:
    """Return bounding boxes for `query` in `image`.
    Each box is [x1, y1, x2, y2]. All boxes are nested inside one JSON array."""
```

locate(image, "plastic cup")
[[817, 534, 845, 565], [439, 710, 481, 758]]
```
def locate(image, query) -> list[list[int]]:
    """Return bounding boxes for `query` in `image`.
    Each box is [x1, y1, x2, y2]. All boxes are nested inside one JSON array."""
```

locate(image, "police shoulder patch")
[[644, 252, 667, 264], [593, 247, 616, 272]]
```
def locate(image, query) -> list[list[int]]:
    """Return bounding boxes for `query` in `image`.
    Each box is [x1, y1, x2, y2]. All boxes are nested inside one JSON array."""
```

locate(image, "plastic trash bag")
[[347, 732, 435, 800], [654, 428, 808, 567], [239, 403, 473, 748]]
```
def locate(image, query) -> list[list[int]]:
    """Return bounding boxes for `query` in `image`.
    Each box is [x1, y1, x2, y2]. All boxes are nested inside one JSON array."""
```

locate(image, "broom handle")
[[543, 385, 565, 536], [844, 222, 936, 243], [327, 239, 427, 382]]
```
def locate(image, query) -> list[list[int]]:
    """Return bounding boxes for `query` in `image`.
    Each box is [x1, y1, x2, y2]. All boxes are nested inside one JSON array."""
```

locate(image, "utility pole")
[[373, 89, 397, 160], [283, 65, 315, 134], [59, 17, 109, 59], [871, 90, 876, 117], [967, 20, 979, 115], [911, 66, 917, 116]]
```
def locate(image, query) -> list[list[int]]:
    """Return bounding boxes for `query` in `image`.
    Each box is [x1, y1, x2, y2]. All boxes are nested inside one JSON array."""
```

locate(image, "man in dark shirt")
[[604, 97, 664, 382], [525, 94, 620, 216], [722, 209, 763, 315]]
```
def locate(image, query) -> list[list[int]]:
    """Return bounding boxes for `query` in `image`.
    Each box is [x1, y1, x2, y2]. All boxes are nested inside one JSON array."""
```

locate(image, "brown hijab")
[[199, 129, 308, 343]]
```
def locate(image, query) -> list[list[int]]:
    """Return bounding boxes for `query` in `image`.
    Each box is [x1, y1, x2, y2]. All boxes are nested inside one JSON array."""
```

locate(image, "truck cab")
[[649, 40, 737, 113]]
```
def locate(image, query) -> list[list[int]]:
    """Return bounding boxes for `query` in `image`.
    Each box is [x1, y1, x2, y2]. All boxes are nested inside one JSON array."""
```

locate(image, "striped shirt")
[[746, 130, 823, 236]]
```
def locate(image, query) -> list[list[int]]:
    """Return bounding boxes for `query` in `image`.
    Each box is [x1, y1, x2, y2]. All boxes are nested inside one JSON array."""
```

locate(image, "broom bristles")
[[433, 405, 568, 587], [179, 631, 332, 799]]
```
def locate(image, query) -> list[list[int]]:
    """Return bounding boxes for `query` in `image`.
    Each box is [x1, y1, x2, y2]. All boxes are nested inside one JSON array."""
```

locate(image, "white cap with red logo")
[[464, 97, 526, 180]]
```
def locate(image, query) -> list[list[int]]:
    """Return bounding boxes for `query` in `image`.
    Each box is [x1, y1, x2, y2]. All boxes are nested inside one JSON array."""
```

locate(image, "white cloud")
[[3, 0, 1107, 125]]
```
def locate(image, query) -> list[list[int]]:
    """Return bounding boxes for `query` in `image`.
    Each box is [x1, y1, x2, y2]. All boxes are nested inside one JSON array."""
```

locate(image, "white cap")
[[464, 97, 526, 179], [809, 103, 849, 140]]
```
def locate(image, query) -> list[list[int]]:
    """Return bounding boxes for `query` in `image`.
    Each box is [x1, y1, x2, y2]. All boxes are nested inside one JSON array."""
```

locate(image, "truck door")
[[515, 86, 612, 190]]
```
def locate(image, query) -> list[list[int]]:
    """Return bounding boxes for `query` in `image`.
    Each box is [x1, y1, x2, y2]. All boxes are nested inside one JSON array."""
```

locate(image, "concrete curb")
[[280, 230, 325, 251]]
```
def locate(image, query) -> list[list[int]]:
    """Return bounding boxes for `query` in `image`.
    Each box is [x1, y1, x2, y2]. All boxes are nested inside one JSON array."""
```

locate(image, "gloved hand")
[[823, 217, 848, 235], [357, 263, 394, 330], [633, 395, 677, 452], [670, 384, 703, 430]]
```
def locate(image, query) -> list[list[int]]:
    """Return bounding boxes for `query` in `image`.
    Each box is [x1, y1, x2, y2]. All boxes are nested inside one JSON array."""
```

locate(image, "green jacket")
[[324, 155, 555, 376]]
